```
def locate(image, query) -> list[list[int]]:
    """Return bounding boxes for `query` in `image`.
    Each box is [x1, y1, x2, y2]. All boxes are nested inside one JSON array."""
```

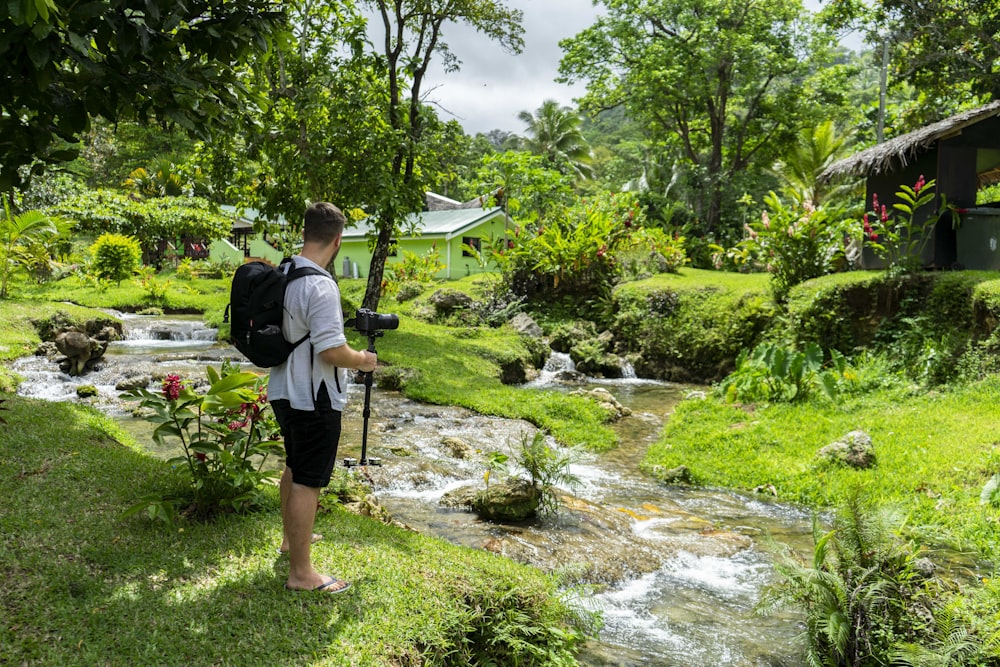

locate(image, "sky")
[[418, 0, 603, 136], [409, 0, 862, 137]]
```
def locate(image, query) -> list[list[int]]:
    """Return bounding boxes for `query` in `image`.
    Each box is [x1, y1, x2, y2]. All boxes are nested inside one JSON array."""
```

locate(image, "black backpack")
[[224, 258, 327, 367]]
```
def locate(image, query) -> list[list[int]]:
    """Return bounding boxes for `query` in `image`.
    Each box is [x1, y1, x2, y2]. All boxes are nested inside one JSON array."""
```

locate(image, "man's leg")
[[284, 480, 324, 590]]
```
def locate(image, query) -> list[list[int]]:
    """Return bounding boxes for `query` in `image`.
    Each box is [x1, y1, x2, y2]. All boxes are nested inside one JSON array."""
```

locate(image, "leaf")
[[207, 371, 259, 395]]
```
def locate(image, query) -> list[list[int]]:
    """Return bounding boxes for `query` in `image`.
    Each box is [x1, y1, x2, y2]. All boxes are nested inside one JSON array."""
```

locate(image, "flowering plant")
[[716, 192, 851, 301], [123, 362, 283, 522], [862, 175, 943, 274]]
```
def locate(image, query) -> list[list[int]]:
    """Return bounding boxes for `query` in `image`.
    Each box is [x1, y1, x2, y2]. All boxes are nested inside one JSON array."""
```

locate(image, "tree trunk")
[[362, 225, 393, 312]]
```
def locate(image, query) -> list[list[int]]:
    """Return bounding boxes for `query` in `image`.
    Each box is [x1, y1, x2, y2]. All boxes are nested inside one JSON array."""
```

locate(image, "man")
[[269, 202, 377, 594]]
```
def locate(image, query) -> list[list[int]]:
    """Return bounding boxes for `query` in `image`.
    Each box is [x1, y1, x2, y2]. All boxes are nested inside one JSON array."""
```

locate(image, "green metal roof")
[[342, 207, 506, 240]]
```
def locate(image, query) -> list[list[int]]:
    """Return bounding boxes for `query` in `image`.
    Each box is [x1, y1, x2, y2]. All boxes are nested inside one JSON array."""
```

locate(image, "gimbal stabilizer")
[[342, 309, 397, 469]]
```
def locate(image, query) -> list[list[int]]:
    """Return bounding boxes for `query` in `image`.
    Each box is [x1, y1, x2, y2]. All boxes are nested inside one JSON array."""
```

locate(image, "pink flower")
[[880, 205, 889, 223], [162, 374, 183, 401], [915, 174, 926, 194], [873, 193, 880, 211], [228, 420, 248, 431], [761, 211, 770, 229]]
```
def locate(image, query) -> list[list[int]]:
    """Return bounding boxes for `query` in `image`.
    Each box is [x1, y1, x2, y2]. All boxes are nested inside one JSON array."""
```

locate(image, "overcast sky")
[[408, 0, 861, 137], [417, 0, 602, 136]]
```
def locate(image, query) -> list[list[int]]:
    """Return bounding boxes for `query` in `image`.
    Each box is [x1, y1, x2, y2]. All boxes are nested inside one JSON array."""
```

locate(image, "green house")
[[339, 195, 511, 280]]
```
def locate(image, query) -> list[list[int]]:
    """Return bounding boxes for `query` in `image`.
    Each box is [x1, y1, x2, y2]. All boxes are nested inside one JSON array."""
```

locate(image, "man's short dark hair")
[[304, 202, 346, 244]]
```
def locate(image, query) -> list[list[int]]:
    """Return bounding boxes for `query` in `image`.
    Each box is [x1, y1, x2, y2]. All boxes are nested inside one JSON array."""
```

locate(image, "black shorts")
[[270, 382, 342, 488]]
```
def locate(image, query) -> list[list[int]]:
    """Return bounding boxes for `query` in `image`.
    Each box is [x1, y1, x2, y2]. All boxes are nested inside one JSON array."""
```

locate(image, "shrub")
[[715, 192, 852, 301], [716, 342, 854, 403], [89, 232, 141, 285], [122, 364, 283, 522], [382, 246, 445, 297], [862, 175, 946, 275]]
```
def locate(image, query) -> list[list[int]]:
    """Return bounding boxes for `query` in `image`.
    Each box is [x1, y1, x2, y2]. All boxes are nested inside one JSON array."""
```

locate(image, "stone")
[[54, 329, 105, 376], [472, 479, 542, 522], [508, 313, 543, 338], [439, 484, 479, 509], [76, 385, 99, 398], [570, 387, 632, 421], [428, 288, 473, 313], [116, 375, 153, 391], [817, 430, 876, 469], [655, 464, 693, 484], [441, 436, 475, 459]]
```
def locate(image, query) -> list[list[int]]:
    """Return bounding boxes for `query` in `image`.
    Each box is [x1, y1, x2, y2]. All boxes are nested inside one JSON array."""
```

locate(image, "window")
[[462, 236, 481, 257]]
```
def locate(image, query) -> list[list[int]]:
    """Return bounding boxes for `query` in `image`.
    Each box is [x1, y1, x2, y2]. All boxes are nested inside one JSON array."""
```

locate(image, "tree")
[[0, 0, 285, 191], [772, 120, 854, 206], [357, 0, 524, 311], [823, 0, 1000, 113], [559, 0, 842, 235], [516, 100, 594, 180]]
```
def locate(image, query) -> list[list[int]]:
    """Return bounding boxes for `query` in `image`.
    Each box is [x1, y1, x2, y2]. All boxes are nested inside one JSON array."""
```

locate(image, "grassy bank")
[[0, 396, 589, 665], [646, 382, 1000, 555]]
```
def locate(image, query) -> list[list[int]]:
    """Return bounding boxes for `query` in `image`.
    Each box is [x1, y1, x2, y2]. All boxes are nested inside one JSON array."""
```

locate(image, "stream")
[[13, 314, 814, 666]]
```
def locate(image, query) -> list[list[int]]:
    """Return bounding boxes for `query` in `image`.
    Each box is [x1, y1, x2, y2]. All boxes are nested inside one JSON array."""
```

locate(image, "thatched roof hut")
[[821, 101, 1000, 269], [821, 100, 1000, 183]]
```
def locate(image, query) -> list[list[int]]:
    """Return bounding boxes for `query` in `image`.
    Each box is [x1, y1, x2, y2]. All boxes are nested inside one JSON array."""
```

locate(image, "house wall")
[[339, 215, 509, 280]]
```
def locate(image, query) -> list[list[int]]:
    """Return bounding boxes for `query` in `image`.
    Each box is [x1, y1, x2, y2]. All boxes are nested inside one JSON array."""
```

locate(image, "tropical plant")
[[513, 431, 581, 517], [758, 492, 945, 667], [717, 191, 852, 301], [772, 120, 854, 206], [716, 342, 854, 404], [123, 158, 192, 198], [88, 232, 141, 285], [1, 197, 60, 298], [381, 245, 445, 297], [487, 190, 646, 304], [516, 99, 594, 180], [862, 175, 946, 274], [123, 364, 283, 522]]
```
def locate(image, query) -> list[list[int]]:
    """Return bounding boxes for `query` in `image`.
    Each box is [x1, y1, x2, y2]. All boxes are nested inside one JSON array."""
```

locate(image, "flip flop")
[[277, 533, 323, 554], [284, 577, 351, 594]]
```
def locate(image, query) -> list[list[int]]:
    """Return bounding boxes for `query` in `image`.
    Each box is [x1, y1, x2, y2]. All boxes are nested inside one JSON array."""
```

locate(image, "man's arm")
[[319, 345, 377, 372]]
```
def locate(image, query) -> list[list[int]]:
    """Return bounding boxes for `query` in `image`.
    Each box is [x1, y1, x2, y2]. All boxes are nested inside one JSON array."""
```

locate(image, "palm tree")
[[772, 120, 854, 206], [516, 100, 594, 180], [1, 195, 59, 298]]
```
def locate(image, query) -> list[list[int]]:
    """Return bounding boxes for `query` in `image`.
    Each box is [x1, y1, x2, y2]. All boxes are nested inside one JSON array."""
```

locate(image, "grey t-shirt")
[[267, 256, 349, 411]]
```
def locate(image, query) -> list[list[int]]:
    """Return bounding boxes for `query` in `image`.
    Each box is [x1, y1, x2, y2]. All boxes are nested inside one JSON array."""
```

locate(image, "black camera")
[[349, 308, 399, 336]]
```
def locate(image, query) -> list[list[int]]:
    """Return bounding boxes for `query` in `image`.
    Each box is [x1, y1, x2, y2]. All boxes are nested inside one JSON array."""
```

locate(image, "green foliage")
[[133, 266, 171, 303], [715, 192, 852, 301], [516, 99, 594, 180], [559, 0, 845, 233], [48, 190, 231, 244], [382, 245, 445, 297], [0, 198, 60, 297], [759, 493, 947, 667], [122, 364, 283, 521], [489, 190, 646, 306], [514, 431, 582, 517], [716, 342, 853, 404], [88, 232, 141, 286], [862, 176, 944, 274], [470, 150, 576, 225], [612, 270, 775, 382]]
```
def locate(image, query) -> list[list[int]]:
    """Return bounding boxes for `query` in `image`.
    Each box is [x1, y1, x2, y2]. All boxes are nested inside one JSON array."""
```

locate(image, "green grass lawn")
[[646, 381, 1000, 556], [0, 397, 588, 665]]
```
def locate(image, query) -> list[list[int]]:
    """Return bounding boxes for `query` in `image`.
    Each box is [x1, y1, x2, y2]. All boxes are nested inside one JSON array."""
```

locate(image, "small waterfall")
[[543, 351, 575, 373], [620, 359, 637, 379]]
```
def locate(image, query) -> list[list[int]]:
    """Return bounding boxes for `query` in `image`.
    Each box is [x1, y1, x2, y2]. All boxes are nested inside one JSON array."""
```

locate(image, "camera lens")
[[376, 313, 399, 330]]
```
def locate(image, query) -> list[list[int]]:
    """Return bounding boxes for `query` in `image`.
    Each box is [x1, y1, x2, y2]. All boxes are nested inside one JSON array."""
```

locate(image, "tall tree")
[[516, 99, 594, 180], [0, 0, 285, 191], [822, 0, 1000, 123], [358, 0, 524, 311], [559, 0, 841, 234]]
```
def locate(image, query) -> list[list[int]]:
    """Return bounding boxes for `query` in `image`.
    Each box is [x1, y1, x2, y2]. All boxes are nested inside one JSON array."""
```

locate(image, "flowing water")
[[14, 315, 816, 666]]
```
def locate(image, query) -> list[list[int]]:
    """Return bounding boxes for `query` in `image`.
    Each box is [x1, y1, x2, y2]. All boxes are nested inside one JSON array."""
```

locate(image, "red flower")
[[880, 205, 889, 223], [195, 452, 207, 463], [915, 174, 926, 194], [162, 374, 183, 401]]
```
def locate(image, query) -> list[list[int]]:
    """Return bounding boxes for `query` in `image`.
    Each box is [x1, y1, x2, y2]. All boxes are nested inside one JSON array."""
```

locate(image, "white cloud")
[[419, 0, 603, 135]]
